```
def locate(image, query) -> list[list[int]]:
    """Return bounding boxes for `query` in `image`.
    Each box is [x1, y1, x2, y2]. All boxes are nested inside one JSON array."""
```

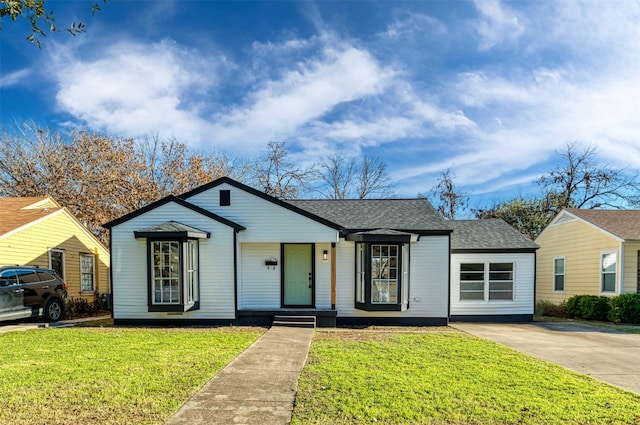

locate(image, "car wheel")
[[44, 298, 64, 322]]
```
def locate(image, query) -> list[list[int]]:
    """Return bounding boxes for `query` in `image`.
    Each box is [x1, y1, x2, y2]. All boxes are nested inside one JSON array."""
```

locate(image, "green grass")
[[292, 329, 640, 425], [0, 327, 263, 425]]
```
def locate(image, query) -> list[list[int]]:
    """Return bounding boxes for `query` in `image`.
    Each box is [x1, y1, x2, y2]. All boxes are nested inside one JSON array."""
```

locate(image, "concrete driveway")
[[452, 322, 640, 394]]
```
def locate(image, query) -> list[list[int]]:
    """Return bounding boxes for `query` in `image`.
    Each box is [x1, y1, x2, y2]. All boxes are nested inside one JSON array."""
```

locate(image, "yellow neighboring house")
[[536, 208, 640, 304], [0, 196, 110, 299]]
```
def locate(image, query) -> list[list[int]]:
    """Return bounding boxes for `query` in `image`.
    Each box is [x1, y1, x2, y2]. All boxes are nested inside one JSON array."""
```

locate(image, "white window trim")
[[80, 253, 96, 293], [48, 248, 65, 281], [553, 256, 565, 293], [459, 262, 516, 302], [600, 250, 617, 294]]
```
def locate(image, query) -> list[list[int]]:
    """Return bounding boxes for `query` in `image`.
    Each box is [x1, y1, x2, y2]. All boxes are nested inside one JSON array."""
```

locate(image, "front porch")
[[237, 309, 337, 327]]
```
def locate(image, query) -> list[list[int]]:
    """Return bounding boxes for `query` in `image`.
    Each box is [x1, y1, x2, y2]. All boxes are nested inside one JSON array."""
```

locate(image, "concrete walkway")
[[0, 314, 111, 333], [165, 326, 314, 425], [452, 321, 640, 394]]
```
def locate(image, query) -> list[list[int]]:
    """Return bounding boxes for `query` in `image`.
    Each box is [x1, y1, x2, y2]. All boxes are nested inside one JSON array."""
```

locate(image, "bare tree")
[[316, 153, 394, 199], [316, 153, 356, 199], [252, 141, 315, 199], [357, 156, 394, 199], [475, 142, 640, 239], [537, 142, 640, 210], [427, 168, 469, 219]]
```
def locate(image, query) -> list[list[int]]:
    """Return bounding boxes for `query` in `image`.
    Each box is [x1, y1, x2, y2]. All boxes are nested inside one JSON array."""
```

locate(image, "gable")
[[184, 182, 340, 243], [537, 210, 624, 243], [0, 196, 62, 238]]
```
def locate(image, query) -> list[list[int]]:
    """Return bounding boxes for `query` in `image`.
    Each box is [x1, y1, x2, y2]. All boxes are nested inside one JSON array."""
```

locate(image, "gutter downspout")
[[619, 241, 625, 295]]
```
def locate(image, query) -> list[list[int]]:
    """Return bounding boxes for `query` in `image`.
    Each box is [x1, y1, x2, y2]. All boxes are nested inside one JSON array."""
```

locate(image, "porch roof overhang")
[[134, 221, 211, 239], [344, 228, 420, 242]]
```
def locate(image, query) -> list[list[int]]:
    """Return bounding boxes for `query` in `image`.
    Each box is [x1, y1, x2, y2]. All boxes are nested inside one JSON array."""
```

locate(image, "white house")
[[105, 177, 535, 326], [449, 219, 538, 322]]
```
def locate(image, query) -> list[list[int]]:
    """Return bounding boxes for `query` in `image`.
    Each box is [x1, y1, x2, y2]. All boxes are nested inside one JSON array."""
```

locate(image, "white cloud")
[[0, 69, 30, 88], [51, 39, 221, 144], [207, 46, 395, 149], [472, 0, 524, 50]]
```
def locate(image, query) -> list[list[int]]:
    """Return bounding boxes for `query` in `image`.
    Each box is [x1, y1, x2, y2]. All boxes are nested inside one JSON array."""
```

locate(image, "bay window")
[[355, 242, 409, 311], [148, 239, 199, 312]]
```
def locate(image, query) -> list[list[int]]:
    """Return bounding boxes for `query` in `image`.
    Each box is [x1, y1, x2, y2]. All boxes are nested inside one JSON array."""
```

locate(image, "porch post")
[[331, 242, 336, 309]]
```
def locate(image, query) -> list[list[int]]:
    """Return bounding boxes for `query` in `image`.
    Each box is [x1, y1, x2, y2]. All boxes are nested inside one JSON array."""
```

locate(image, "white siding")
[[335, 236, 450, 318], [238, 244, 281, 309], [111, 202, 236, 320], [238, 242, 332, 309], [450, 253, 534, 316], [187, 183, 339, 243]]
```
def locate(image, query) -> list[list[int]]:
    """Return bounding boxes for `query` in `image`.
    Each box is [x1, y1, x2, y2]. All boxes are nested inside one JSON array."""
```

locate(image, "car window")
[[0, 270, 18, 287], [15, 270, 39, 284], [37, 271, 56, 282]]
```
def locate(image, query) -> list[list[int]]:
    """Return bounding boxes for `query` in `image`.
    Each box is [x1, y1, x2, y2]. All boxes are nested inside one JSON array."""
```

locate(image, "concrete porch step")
[[272, 315, 316, 328]]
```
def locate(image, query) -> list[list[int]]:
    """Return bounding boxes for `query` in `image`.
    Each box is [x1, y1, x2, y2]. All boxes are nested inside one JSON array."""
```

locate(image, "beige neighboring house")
[[0, 196, 110, 299], [536, 208, 640, 304]]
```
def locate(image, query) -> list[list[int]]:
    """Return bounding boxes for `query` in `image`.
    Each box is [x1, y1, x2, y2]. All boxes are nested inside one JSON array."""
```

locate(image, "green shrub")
[[66, 296, 102, 317], [609, 293, 640, 324], [535, 299, 567, 317], [565, 295, 610, 321]]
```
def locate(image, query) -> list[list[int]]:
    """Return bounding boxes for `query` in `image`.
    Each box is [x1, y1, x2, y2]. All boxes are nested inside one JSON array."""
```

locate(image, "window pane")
[[489, 291, 513, 300], [489, 281, 513, 291], [602, 273, 616, 292], [460, 291, 484, 300], [461, 263, 484, 272], [356, 243, 365, 303], [489, 271, 512, 280], [50, 250, 64, 277], [602, 253, 616, 273], [461, 281, 484, 291], [554, 258, 564, 274], [372, 280, 397, 303], [490, 263, 513, 272], [460, 272, 484, 281], [554, 275, 565, 291]]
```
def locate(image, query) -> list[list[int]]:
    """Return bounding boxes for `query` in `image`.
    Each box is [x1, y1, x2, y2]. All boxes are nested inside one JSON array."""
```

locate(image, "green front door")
[[283, 244, 313, 307]]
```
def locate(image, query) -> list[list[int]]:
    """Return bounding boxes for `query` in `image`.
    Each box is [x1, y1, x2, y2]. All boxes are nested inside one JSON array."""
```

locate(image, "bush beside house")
[[537, 294, 640, 324]]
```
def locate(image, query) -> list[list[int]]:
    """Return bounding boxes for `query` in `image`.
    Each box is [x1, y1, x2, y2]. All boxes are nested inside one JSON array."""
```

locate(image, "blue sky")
[[1, 0, 639, 205]]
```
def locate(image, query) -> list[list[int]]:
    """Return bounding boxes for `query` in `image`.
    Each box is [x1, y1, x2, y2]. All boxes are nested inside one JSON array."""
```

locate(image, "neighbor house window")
[[49, 249, 65, 280], [148, 239, 199, 312], [601, 251, 616, 293], [355, 242, 408, 311], [554, 257, 565, 292], [80, 254, 95, 292], [459, 262, 514, 301]]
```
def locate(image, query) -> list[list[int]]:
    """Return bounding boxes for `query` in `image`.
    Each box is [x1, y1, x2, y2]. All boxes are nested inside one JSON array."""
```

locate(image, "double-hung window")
[[554, 257, 565, 292], [459, 262, 514, 301], [80, 254, 95, 292], [355, 242, 409, 311], [601, 251, 617, 293]]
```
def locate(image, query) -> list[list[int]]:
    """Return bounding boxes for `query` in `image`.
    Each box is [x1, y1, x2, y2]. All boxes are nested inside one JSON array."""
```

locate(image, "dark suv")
[[0, 266, 68, 323]]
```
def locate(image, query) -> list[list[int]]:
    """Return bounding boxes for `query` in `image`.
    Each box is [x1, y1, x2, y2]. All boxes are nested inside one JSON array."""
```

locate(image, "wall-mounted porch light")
[[322, 250, 328, 262]]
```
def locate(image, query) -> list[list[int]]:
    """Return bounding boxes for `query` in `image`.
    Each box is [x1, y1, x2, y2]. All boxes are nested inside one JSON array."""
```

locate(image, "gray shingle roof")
[[449, 219, 538, 251], [286, 199, 451, 232]]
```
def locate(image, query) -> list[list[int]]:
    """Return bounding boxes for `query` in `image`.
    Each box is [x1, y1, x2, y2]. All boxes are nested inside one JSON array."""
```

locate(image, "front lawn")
[[292, 329, 640, 425], [0, 327, 263, 424]]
